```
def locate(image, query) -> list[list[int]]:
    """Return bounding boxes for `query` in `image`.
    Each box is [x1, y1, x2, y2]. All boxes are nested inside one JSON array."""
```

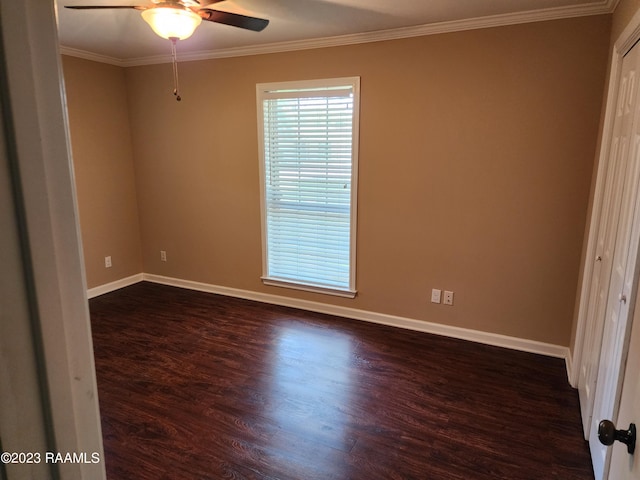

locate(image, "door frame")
[[573, 9, 640, 390], [0, 1, 106, 478]]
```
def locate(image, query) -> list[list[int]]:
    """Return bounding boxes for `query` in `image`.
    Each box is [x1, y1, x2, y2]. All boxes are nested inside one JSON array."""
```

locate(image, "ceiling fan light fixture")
[[141, 6, 202, 40]]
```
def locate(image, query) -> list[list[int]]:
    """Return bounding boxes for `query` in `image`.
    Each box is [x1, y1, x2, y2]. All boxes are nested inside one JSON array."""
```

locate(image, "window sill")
[[261, 277, 357, 299]]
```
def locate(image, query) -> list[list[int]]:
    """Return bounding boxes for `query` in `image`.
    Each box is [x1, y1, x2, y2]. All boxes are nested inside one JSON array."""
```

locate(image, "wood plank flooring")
[[89, 282, 593, 480]]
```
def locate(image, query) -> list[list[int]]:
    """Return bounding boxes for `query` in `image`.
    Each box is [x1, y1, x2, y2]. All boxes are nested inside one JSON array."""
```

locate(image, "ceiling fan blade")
[[200, 9, 269, 32], [64, 5, 147, 10]]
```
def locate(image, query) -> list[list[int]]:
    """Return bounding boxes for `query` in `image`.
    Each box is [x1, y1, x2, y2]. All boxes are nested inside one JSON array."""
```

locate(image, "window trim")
[[256, 77, 360, 298]]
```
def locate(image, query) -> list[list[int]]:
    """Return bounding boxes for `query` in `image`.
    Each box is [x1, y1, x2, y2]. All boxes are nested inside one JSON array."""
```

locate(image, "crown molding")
[[60, 0, 617, 67], [58, 45, 125, 67]]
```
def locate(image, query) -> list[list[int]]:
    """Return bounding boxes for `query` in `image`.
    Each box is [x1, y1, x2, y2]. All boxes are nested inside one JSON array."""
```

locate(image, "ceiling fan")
[[65, 1, 269, 100], [65, 1, 269, 38]]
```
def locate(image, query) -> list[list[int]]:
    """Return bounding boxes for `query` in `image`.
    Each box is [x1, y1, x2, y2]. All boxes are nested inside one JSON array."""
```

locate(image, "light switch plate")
[[431, 288, 441, 304]]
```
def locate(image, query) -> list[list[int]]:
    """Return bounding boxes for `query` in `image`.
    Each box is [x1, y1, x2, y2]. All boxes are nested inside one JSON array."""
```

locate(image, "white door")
[[579, 34, 640, 438], [578, 47, 636, 434], [589, 41, 640, 479], [605, 297, 640, 480]]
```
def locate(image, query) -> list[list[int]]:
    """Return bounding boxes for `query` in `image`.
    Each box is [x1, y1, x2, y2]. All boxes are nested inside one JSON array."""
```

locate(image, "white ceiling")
[[56, 0, 617, 66]]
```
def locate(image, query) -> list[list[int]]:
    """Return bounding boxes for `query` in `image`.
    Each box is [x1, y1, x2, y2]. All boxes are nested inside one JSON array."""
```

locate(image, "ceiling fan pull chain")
[[170, 37, 181, 102]]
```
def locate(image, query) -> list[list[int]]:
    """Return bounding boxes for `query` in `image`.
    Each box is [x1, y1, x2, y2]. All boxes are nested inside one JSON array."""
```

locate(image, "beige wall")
[[63, 56, 142, 288], [116, 15, 609, 346]]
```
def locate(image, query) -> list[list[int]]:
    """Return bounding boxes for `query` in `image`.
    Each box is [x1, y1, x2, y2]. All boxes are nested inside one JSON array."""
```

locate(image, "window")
[[256, 77, 360, 298]]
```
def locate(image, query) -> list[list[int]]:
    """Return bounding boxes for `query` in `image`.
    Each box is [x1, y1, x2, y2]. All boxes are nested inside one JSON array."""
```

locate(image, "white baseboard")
[[141, 273, 570, 362], [87, 273, 570, 368], [87, 273, 144, 299]]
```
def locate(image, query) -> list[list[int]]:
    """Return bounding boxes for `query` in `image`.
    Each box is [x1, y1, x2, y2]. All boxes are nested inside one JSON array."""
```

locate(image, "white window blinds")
[[257, 78, 360, 297]]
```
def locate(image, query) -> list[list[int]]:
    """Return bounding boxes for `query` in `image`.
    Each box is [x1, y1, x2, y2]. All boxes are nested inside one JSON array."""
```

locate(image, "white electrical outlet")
[[105, 256, 112, 268], [160, 250, 167, 262], [444, 290, 454, 306], [431, 288, 441, 304]]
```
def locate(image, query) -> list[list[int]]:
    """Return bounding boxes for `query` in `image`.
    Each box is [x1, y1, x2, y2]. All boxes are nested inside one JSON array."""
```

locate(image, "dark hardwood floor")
[[89, 282, 593, 480]]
